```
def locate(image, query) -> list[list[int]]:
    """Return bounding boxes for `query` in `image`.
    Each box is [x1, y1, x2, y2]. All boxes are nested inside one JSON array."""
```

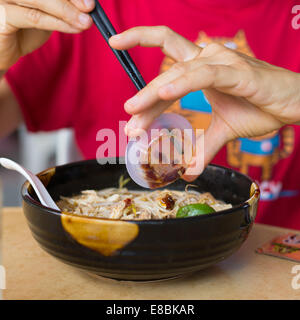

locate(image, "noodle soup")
[[57, 187, 232, 220]]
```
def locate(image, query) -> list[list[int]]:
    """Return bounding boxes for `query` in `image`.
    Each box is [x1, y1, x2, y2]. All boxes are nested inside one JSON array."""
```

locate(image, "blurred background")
[[0, 128, 82, 206]]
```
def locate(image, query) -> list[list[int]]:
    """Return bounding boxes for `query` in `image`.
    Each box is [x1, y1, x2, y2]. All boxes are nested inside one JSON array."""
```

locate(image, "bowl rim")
[[21, 159, 260, 224]]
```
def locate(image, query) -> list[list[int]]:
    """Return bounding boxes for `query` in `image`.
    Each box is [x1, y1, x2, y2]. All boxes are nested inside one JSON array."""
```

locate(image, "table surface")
[[2, 207, 300, 300]]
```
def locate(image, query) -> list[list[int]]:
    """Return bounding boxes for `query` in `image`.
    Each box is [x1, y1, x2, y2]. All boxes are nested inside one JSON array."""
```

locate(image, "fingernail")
[[78, 13, 91, 26], [84, 0, 95, 8]]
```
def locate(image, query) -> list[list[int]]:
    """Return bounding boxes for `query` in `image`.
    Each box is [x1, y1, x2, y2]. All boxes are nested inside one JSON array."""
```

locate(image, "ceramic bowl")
[[21, 159, 260, 281]]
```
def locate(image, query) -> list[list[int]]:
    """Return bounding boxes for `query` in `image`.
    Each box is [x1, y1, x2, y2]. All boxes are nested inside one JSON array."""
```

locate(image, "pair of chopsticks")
[[90, 0, 146, 91]]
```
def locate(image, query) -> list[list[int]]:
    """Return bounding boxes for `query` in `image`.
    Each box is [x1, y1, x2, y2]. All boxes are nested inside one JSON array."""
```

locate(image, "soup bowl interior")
[[21, 159, 259, 281]]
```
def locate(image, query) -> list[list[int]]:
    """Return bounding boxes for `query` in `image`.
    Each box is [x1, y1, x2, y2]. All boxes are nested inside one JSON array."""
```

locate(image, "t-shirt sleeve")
[[5, 31, 78, 132]]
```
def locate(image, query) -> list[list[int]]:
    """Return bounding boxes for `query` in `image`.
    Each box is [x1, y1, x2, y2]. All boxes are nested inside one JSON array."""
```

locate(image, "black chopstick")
[[90, 1, 146, 91]]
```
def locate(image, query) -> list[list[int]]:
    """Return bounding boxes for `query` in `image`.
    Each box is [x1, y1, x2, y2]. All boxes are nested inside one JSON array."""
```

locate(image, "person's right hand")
[[0, 0, 95, 71], [110, 26, 300, 180]]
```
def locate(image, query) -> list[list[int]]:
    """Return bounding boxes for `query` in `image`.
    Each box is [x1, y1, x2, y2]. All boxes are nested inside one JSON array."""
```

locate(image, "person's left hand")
[[109, 26, 300, 180]]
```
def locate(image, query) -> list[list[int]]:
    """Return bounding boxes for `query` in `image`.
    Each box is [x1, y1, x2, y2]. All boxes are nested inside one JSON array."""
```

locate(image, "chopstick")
[[90, 0, 146, 91]]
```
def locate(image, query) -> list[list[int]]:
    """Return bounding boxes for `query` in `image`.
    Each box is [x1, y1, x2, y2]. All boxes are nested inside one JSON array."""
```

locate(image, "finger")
[[6, 0, 93, 29], [69, 0, 95, 12], [125, 100, 174, 137], [124, 58, 211, 115], [0, 4, 82, 33], [182, 117, 230, 181], [158, 64, 255, 101], [7, 0, 95, 12], [109, 26, 201, 62]]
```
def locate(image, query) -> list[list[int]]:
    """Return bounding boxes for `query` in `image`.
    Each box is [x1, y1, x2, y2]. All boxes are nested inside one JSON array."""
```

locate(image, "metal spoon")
[[0, 157, 60, 211]]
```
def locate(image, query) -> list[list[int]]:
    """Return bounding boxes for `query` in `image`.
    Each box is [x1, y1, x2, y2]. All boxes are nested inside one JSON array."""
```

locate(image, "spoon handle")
[[0, 158, 60, 211]]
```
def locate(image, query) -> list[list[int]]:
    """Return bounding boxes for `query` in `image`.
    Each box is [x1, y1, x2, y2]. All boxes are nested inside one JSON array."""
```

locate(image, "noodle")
[[57, 188, 232, 220]]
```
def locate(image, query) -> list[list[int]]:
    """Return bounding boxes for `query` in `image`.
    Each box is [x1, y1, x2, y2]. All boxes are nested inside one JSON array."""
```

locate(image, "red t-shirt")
[[5, 0, 300, 229]]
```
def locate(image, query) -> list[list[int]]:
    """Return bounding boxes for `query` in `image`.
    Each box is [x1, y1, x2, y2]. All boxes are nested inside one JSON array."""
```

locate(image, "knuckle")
[[202, 42, 225, 55], [237, 76, 258, 95], [202, 64, 215, 74], [180, 72, 192, 84], [234, 56, 253, 71], [245, 68, 257, 82], [221, 49, 240, 62], [159, 25, 173, 37], [201, 64, 217, 81], [26, 8, 42, 25], [61, 1, 74, 19], [171, 62, 187, 74]]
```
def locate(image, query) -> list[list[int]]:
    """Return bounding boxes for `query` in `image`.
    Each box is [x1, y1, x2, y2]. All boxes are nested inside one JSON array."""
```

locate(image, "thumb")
[[182, 117, 230, 182]]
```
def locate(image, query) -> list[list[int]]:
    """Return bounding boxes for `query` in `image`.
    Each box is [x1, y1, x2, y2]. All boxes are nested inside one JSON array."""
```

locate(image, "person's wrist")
[[0, 70, 6, 79]]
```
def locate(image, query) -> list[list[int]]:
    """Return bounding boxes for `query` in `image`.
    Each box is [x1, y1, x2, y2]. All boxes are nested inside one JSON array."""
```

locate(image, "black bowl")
[[21, 159, 259, 281]]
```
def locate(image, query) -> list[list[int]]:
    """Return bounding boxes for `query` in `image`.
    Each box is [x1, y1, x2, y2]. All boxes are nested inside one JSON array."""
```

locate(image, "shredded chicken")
[[57, 187, 232, 220]]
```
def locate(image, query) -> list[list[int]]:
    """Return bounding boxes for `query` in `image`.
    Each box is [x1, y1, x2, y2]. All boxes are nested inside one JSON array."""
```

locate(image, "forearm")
[[0, 76, 23, 139]]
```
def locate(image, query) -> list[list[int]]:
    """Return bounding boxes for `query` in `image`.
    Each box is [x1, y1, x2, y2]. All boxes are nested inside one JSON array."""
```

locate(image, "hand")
[[110, 26, 300, 180], [0, 0, 95, 70]]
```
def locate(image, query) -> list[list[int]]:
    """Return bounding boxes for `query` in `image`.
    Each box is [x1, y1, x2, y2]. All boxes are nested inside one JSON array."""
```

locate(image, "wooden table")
[[2, 207, 300, 300]]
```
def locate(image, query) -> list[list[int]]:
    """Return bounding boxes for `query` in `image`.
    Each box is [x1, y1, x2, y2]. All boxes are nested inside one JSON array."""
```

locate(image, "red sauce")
[[124, 198, 132, 208], [161, 194, 175, 210], [141, 163, 186, 189], [140, 129, 191, 189]]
